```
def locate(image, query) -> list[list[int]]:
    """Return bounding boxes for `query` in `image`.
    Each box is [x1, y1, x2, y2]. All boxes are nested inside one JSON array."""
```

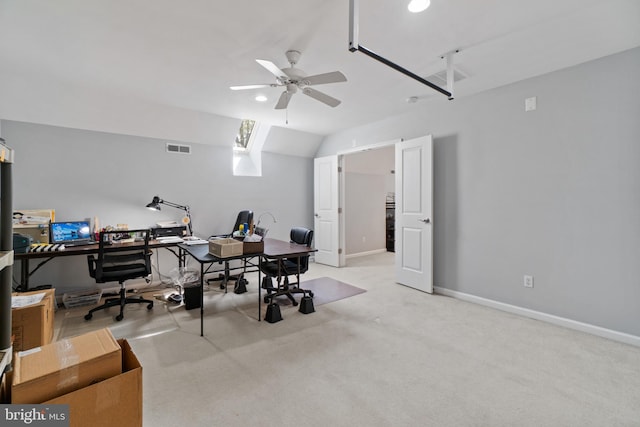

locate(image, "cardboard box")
[[11, 288, 55, 352], [12, 328, 122, 403], [45, 339, 142, 427], [13, 223, 50, 243], [209, 237, 243, 258], [242, 240, 264, 254], [12, 209, 55, 225]]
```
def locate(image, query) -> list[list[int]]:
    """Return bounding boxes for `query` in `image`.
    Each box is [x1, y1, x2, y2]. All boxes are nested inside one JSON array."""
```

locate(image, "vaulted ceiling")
[[1, 0, 638, 153]]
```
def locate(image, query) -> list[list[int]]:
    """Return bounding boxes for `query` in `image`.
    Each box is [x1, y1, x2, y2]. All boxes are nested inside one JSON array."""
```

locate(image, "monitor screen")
[[50, 221, 92, 244]]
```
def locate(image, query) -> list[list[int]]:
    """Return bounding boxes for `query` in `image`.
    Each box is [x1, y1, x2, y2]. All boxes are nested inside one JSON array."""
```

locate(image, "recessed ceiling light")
[[255, 95, 268, 102], [408, 0, 430, 13]]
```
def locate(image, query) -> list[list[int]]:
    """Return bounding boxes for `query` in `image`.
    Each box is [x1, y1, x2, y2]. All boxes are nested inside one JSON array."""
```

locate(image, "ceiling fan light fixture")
[[255, 94, 268, 102], [408, 0, 430, 13]]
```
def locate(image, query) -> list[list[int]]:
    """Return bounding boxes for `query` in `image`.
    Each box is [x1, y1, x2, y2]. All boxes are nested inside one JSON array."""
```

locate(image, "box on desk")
[[13, 223, 50, 244], [242, 240, 264, 254], [12, 328, 122, 404], [11, 288, 55, 352], [209, 238, 243, 258]]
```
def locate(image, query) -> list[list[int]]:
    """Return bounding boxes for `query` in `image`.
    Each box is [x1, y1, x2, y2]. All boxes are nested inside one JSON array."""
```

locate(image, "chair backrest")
[[91, 229, 152, 283], [232, 210, 253, 233], [289, 227, 313, 272]]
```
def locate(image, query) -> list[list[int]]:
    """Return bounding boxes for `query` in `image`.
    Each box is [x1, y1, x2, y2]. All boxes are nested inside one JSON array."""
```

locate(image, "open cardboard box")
[[45, 339, 142, 427]]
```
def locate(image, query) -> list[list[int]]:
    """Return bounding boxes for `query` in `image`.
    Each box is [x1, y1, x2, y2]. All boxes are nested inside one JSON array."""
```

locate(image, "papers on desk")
[[183, 238, 209, 245], [156, 236, 184, 243]]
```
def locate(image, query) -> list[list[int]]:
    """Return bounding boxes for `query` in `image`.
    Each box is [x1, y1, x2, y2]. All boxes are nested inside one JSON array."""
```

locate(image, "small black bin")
[[183, 282, 201, 310]]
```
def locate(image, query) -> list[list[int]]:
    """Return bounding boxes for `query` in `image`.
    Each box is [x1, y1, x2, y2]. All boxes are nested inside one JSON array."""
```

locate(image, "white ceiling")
[[1, 0, 639, 142]]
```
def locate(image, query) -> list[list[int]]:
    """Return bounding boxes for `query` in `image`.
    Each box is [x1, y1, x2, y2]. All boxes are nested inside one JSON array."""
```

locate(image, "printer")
[[13, 233, 33, 253], [151, 225, 187, 239]]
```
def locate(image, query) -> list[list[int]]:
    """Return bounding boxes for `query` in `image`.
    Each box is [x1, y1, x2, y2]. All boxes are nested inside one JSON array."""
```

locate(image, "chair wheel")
[[292, 301, 299, 307], [309, 291, 314, 298], [84, 314, 92, 321], [147, 302, 153, 310], [115, 314, 124, 321], [263, 296, 270, 303]]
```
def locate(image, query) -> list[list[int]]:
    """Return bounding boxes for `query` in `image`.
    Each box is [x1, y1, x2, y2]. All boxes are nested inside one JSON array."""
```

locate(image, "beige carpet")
[[51, 252, 640, 427]]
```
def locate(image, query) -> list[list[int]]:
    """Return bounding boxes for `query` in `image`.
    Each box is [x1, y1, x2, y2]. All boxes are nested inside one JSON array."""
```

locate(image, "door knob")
[[314, 213, 320, 218], [419, 218, 431, 224]]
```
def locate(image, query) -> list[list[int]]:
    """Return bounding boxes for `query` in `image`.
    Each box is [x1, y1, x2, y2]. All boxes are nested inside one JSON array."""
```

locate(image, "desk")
[[179, 237, 315, 336], [14, 240, 182, 291]]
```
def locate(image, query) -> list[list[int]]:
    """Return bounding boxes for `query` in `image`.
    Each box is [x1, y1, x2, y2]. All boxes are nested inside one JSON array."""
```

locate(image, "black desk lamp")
[[146, 196, 193, 236]]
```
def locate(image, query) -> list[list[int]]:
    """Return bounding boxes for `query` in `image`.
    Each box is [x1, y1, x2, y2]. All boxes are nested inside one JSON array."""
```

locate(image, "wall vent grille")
[[166, 143, 191, 154]]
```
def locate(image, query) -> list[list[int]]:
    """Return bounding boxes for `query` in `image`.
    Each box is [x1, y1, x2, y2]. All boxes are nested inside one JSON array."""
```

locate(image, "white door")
[[314, 155, 340, 266], [395, 135, 433, 293]]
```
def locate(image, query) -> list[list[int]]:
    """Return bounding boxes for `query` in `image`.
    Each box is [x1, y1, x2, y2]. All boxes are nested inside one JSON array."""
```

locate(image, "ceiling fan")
[[230, 50, 347, 110]]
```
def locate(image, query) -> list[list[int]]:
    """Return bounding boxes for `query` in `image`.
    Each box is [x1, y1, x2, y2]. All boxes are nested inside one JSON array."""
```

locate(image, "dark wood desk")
[[179, 238, 315, 336], [14, 240, 182, 291]]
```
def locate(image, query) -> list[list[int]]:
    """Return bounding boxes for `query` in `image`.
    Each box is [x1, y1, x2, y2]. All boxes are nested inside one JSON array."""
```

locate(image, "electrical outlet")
[[523, 275, 534, 288]]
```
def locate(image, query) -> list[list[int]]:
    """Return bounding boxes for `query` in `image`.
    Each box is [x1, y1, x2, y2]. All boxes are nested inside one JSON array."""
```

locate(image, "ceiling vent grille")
[[166, 143, 191, 154], [424, 68, 467, 87]]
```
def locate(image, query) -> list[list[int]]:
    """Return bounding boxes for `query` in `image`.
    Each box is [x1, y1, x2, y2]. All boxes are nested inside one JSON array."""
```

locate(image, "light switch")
[[525, 97, 537, 112]]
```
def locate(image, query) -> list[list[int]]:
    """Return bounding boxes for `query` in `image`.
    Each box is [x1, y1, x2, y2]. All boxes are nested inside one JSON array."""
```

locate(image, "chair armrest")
[[87, 255, 97, 279]]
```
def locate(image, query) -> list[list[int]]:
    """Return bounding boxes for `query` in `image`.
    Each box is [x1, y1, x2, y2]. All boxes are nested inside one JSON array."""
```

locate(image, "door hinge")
[[338, 248, 343, 254], [338, 166, 342, 173], [338, 207, 342, 214]]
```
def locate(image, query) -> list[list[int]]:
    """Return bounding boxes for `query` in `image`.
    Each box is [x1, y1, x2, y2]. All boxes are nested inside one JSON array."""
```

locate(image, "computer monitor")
[[49, 221, 93, 245]]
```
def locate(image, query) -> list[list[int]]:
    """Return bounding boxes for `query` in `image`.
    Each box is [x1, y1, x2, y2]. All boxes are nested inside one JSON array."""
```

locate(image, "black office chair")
[[207, 210, 253, 293], [261, 227, 314, 322], [85, 229, 154, 322]]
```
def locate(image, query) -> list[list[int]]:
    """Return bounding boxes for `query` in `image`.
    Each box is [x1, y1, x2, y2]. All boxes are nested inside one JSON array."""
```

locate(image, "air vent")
[[166, 143, 191, 154], [424, 68, 467, 87]]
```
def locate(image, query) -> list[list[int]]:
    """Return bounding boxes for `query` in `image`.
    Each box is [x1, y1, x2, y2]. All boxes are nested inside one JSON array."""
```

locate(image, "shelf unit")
[[0, 138, 15, 381]]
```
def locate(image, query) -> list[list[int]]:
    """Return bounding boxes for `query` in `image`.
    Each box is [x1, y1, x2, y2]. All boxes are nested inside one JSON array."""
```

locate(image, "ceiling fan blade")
[[256, 59, 289, 81], [274, 91, 291, 110], [229, 84, 274, 90], [302, 87, 341, 107], [302, 71, 347, 86]]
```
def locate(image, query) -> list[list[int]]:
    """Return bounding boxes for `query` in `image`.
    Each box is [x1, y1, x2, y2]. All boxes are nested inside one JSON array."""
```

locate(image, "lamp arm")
[[159, 199, 189, 211], [256, 212, 277, 227], [159, 199, 193, 236]]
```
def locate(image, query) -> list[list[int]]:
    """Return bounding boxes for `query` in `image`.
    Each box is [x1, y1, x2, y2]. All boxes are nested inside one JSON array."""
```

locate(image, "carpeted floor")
[[51, 252, 640, 426]]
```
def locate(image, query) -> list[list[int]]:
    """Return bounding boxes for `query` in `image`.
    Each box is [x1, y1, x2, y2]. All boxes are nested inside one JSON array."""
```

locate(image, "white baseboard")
[[434, 286, 640, 348], [346, 248, 387, 259]]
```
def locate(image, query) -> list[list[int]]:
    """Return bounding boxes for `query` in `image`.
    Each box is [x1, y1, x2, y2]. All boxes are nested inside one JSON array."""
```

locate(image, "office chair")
[[84, 229, 154, 322], [261, 227, 314, 322], [207, 210, 253, 293]]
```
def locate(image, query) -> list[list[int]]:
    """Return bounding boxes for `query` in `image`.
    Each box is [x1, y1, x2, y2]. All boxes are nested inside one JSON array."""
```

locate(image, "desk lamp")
[[146, 196, 193, 236], [255, 212, 277, 237]]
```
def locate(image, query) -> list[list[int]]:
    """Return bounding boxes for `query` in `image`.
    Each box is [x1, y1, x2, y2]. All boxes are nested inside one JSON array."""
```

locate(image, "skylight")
[[234, 119, 256, 152]]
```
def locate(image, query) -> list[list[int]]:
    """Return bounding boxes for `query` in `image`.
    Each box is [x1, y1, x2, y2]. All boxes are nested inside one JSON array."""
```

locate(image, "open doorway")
[[342, 145, 395, 265]]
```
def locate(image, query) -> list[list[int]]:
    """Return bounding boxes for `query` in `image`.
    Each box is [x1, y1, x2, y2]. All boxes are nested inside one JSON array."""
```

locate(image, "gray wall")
[[317, 47, 640, 337], [344, 172, 386, 255], [3, 121, 313, 293]]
